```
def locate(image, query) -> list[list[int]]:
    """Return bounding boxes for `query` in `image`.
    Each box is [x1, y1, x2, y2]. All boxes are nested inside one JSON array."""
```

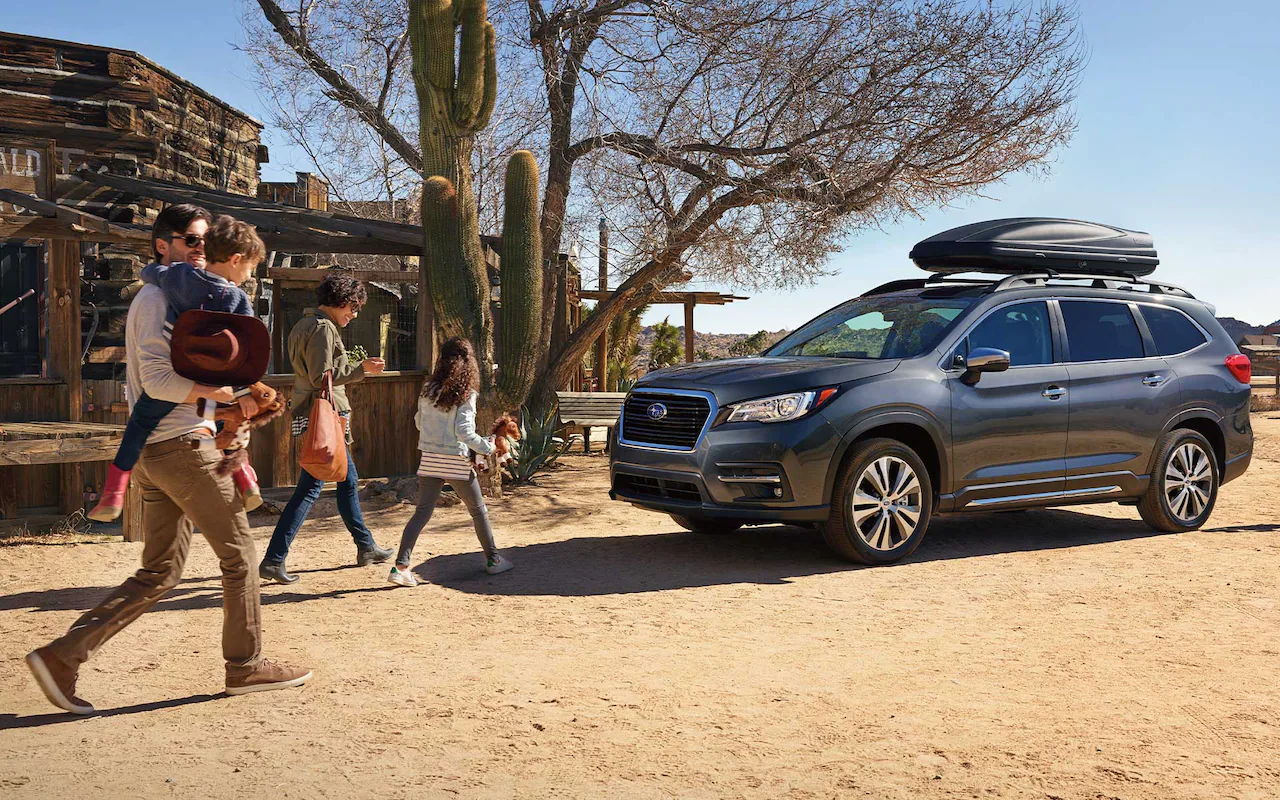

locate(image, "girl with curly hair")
[[388, 337, 512, 586]]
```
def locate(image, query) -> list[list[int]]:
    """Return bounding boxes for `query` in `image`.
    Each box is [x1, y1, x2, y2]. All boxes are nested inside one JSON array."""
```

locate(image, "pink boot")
[[88, 465, 131, 522], [233, 463, 263, 512]]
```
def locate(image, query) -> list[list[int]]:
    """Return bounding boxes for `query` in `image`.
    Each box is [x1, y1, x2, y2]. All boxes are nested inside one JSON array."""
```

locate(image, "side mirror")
[[959, 347, 1011, 385]]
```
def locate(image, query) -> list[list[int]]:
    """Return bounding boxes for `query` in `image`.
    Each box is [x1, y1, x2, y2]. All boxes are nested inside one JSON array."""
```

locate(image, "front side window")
[[1061, 300, 1146, 362], [1141, 305, 1207, 356], [965, 301, 1054, 366], [768, 291, 974, 360]]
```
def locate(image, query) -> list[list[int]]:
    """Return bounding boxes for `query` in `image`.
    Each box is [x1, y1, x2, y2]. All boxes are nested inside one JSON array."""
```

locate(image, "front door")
[[948, 300, 1069, 508], [1058, 299, 1180, 495]]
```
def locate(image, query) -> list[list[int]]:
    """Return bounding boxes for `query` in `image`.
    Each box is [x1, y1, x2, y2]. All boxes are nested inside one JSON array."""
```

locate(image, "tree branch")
[[255, 0, 423, 173]]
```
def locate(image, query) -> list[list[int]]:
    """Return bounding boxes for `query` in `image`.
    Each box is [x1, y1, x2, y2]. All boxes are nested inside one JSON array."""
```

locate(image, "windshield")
[[766, 291, 975, 359]]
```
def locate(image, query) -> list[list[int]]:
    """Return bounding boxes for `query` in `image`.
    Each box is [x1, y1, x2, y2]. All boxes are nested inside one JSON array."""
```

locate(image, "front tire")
[[824, 438, 933, 565], [1138, 429, 1218, 532], [670, 514, 744, 535]]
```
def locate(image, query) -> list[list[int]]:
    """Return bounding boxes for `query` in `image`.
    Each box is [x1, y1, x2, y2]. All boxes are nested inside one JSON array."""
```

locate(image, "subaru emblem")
[[647, 403, 668, 421]]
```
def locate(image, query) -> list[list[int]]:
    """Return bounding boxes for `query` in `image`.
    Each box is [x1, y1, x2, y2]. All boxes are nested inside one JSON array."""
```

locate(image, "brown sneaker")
[[225, 659, 313, 696], [26, 646, 94, 715]]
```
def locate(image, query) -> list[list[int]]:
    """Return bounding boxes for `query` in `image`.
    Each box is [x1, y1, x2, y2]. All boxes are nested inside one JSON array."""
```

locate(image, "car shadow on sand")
[[1, 510, 1266, 612], [415, 508, 1226, 597]]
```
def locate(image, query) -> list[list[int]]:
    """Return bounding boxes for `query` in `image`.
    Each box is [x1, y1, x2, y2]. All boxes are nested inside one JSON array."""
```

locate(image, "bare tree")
[[243, 0, 1084, 404]]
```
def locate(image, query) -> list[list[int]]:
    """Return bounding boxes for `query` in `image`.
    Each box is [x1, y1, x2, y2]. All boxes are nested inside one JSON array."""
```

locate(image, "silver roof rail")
[[987, 271, 1196, 299]]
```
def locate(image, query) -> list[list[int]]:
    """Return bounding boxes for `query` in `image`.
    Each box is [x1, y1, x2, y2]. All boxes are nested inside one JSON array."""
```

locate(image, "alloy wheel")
[[848, 456, 922, 551], [1164, 442, 1213, 523]]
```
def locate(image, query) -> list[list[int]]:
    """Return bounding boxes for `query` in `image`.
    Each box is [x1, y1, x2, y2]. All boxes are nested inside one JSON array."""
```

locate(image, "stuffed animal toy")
[[211, 381, 285, 475], [473, 414, 521, 474]]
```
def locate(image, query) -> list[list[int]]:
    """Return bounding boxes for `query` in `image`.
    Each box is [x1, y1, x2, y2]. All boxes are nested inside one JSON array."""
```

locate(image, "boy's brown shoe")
[[225, 659, 312, 696], [26, 647, 95, 715]]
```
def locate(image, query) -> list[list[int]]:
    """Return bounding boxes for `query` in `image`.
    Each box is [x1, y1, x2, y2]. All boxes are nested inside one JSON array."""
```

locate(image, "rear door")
[[1059, 299, 1180, 496], [948, 300, 1069, 507]]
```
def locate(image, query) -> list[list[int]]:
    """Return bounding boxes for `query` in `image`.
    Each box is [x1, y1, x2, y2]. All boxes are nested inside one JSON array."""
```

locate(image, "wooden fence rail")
[[1, 371, 424, 514]]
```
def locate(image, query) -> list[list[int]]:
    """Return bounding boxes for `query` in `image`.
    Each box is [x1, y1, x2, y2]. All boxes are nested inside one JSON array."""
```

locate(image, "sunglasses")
[[169, 233, 205, 248]]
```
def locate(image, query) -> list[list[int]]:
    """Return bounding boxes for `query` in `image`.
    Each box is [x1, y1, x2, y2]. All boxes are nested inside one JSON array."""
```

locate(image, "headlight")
[[725, 389, 834, 424]]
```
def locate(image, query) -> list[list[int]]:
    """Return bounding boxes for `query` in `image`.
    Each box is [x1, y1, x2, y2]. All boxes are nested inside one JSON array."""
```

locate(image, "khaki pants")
[[47, 434, 262, 676]]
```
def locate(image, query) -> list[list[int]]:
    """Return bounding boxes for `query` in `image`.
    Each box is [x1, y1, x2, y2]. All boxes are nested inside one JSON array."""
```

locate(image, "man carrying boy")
[[88, 214, 268, 520], [25, 205, 311, 715]]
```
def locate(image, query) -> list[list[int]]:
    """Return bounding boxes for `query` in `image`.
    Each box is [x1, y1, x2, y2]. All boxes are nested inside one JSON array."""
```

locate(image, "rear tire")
[[670, 514, 744, 535], [824, 438, 933, 565], [1138, 429, 1218, 532]]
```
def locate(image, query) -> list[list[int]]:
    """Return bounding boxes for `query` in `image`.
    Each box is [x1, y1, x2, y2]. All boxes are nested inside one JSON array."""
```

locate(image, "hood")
[[635, 356, 900, 405]]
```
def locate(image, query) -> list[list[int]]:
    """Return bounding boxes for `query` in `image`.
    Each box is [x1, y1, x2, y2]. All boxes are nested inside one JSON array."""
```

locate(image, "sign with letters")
[[0, 137, 59, 215]]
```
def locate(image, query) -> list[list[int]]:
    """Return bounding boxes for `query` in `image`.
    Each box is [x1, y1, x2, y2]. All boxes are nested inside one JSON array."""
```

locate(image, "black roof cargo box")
[[909, 218, 1159, 276]]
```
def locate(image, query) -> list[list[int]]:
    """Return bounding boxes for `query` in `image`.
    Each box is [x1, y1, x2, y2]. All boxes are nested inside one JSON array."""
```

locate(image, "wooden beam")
[[79, 170, 425, 248], [0, 214, 150, 244], [0, 188, 128, 237], [578, 290, 747, 305], [269, 267, 420, 285], [0, 438, 121, 466]]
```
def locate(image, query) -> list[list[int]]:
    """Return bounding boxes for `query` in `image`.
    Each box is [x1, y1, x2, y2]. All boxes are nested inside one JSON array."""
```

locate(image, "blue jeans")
[[113, 392, 178, 470], [262, 448, 376, 564]]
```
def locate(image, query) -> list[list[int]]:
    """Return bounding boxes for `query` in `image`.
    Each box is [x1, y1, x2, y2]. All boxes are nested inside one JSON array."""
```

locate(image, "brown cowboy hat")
[[171, 310, 270, 386]]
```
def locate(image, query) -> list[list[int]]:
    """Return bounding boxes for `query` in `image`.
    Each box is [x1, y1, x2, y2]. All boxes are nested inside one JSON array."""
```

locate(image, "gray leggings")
[[395, 475, 496, 567]]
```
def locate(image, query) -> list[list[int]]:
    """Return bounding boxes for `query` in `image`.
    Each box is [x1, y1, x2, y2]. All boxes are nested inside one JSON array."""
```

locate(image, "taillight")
[[1225, 354, 1252, 384]]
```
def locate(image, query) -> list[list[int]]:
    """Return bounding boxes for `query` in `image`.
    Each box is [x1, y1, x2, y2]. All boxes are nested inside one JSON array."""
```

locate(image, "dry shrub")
[[1251, 393, 1280, 413]]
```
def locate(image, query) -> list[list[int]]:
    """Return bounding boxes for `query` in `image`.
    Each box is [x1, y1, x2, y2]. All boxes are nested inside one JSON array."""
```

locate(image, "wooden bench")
[[556, 392, 627, 453]]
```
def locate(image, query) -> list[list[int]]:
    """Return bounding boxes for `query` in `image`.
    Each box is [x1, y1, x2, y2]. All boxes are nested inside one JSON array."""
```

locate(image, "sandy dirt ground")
[[2, 417, 1278, 799]]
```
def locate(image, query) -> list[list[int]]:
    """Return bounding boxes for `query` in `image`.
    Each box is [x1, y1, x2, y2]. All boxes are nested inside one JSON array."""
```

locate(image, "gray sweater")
[[125, 284, 215, 444]]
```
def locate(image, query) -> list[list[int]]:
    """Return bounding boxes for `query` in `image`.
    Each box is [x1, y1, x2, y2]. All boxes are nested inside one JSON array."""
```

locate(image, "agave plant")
[[508, 402, 572, 484]]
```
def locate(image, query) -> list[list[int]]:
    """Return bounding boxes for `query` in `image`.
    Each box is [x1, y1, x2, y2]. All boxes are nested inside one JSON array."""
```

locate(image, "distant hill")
[[1216, 317, 1264, 341], [635, 326, 790, 363]]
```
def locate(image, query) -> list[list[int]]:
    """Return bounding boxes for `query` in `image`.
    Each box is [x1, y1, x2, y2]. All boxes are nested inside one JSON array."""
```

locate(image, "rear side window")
[[966, 301, 1054, 366], [1061, 301, 1146, 362], [1140, 305, 1207, 356]]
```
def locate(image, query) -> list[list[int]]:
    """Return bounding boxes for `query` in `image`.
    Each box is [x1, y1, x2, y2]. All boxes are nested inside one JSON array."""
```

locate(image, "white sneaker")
[[485, 554, 514, 575], [387, 567, 418, 587]]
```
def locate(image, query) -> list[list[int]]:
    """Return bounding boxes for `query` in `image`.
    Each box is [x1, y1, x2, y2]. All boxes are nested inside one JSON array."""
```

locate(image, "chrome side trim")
[[968, 484, 1122, 507], [617, 387, 719, 452]]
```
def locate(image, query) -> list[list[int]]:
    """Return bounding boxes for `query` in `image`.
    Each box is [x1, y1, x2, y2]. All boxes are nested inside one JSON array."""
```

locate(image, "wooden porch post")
[[684, 299, 695, 363], [417, 260, 436, 371], [48, 238, 83, 515], [594, 218, 608, 390]]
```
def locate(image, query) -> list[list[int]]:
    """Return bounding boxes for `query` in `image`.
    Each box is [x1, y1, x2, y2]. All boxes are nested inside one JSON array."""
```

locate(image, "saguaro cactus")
[[410, 0, 542, 415], [497, 151, 542, 406], [409, 0, 499, 378]]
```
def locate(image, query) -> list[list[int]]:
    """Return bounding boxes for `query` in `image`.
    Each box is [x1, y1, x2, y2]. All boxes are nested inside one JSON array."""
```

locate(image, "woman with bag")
[[259, 273, 392, 584], [387, 337, 512, 587]]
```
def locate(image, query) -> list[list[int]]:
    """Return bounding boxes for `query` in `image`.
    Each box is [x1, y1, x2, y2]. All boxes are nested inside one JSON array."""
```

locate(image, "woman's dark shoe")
[[356, 543, 393, 566], [259, 560, 299, 585]]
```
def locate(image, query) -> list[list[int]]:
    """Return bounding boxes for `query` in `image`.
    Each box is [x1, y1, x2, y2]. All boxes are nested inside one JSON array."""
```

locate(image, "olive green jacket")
[[287, 308, 365, 430]]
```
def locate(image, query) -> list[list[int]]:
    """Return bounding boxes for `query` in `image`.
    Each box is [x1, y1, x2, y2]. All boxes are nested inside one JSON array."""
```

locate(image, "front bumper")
[[609, 410, 839, 522]]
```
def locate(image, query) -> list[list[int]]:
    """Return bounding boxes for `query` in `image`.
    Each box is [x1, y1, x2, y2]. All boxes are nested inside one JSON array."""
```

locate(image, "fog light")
[[773, 487, 783, 497]]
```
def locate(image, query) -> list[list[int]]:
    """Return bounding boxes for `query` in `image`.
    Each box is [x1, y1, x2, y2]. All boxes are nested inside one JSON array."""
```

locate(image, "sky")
[[6, 0, 1278, 332]]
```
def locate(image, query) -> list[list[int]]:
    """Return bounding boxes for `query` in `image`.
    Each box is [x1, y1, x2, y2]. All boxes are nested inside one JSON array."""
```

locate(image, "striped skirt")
[[417, 451, 474, 481]]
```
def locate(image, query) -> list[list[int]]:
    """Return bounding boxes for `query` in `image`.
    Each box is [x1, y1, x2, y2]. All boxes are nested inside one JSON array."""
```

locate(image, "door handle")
[[1142, 374, 1166, 387], [1042, 386, 1066, 400]]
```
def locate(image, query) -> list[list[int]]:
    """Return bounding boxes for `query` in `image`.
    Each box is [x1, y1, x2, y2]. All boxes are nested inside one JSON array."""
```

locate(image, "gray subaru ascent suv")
[[608, 218, 1254, 564]]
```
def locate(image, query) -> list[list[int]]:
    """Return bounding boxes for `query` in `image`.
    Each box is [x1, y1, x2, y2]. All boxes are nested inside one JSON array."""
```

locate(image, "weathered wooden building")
[[0, 31, 269, 520]]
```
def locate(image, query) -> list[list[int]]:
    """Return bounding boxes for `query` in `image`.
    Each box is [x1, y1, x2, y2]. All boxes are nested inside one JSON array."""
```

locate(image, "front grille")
[[614, 473, 702, 504], [621, 392, 711, 449]]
